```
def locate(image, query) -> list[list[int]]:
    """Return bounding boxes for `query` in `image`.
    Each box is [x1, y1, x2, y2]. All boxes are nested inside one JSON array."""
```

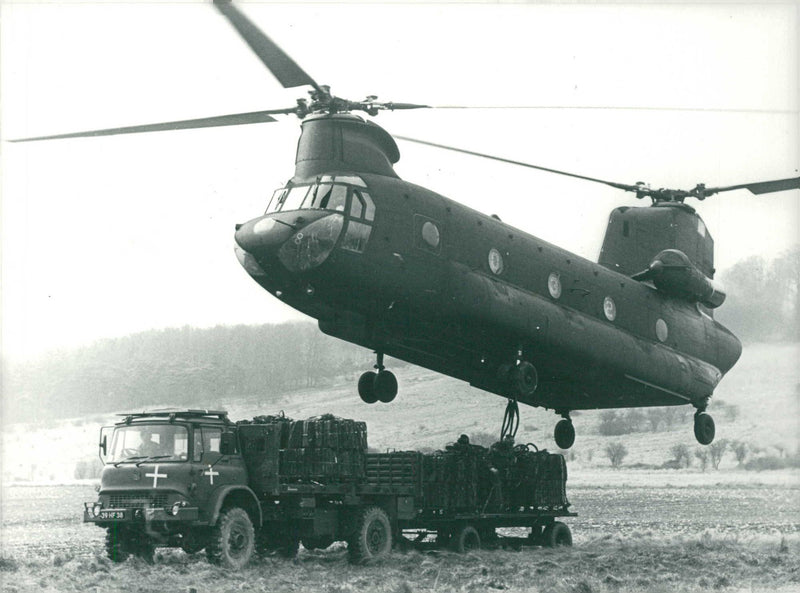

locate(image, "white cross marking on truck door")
[[145, 465, 167, 488], [204, 466, 219, 485]]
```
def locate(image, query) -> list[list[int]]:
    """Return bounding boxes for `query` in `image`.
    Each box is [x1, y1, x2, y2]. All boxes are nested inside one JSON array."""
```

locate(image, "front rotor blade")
[[213, 0, 321, 92], [9, 110, 288, 143], [704, 177, 800, 196], [395, 136, 638, 192]]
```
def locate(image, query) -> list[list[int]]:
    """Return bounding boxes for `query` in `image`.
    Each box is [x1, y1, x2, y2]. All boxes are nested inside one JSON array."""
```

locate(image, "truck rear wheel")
[[348, 506, 392, 563], [542, 521, 572, 547], [207, 507, 255, 570], [450, 525, 481, 553]]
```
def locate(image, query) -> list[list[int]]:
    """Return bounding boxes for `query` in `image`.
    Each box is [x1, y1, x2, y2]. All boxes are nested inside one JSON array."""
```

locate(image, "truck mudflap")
[[83, 502, 199, 525]]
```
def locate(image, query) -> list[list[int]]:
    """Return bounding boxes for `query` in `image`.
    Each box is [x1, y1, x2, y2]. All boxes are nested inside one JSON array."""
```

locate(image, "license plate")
[[99, 510, 125, 520]]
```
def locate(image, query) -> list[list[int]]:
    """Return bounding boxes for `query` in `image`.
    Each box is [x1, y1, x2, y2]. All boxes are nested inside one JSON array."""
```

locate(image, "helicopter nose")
[[234, 216, 297, 254]]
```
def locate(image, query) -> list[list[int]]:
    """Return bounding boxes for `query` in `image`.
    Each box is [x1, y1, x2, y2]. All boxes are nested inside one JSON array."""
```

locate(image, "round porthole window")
[[603, 296, 617, 321], [656, 318, 669, 342], [421, 221, 440, 249], [488, 248, 504, 274], [547, 272, 562, 299]]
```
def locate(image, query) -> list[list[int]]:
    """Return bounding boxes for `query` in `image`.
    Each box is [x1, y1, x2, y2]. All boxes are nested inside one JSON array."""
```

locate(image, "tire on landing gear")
[[358, 371, 378, 404], [694, 412, 715, 445], [374, 370, 398, 403], [554, 419, 575, 449]]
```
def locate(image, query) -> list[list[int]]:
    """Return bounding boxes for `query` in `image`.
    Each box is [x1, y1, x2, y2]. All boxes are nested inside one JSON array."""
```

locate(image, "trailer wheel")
[[348, 506, 392, 563], [542, 521, 572, 547], [450, 525, 481, 553], [206, 507, 255, 569]]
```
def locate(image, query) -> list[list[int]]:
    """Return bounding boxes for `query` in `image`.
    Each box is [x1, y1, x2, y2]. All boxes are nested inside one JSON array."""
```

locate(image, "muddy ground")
[[1, 477, 798, 593]]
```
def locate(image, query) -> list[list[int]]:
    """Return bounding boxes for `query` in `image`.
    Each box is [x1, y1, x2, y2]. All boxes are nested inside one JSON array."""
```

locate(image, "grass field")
[[1, 342, 798, 592]]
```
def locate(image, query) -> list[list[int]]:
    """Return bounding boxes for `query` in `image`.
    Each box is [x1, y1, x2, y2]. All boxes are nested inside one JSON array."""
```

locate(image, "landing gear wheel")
[[206, 507, 255, 570], [450, 525, 481, 553], [542, 521, 572, 547], [554, 419, 575, 449], [512, 362, 538, 397], [105, 526, 133, 563], [348, 506, 392, 563], [358, 371, 378, 404], [694, 412, 715, 445], [374, 370, 398, 403]]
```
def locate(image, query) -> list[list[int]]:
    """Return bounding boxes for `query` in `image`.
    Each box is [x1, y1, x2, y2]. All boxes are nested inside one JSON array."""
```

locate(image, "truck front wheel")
[[348, 506, 392, 563], [105, 526, 133, 563], [105, 527, 154, 563], [207, 507, 255, 569]]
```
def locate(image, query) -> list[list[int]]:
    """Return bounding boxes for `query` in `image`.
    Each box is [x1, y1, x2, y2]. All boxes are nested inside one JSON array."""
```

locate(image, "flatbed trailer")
[[84, 409, 575, 569]]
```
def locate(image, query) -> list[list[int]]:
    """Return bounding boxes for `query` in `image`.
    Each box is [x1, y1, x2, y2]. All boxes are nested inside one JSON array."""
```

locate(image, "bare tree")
[[695, 449, 709, 472], [670, 443, 692, 468], [731, 441, 748, 466], [708, 439, 729, 469], [605, 442, 628, 468]]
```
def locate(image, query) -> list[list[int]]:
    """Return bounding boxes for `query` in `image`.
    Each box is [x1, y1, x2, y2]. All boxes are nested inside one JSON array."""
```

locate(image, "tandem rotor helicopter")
[[12, 1, 800, 449]]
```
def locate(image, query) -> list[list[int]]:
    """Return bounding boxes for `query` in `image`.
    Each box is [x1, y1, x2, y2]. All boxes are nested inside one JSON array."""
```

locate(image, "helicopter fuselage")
[[234, 144, 742, 414]]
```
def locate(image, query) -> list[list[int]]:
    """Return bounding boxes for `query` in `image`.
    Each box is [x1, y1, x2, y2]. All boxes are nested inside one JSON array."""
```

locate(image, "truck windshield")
[[108, 424, 189, 463]]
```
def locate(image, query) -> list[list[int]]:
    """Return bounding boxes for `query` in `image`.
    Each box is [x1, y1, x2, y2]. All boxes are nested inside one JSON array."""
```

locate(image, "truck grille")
[[108, 493, 168, 509]]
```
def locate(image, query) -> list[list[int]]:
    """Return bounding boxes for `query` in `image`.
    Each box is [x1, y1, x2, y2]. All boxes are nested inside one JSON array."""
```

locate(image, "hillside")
[[2, 342, 797, 484]]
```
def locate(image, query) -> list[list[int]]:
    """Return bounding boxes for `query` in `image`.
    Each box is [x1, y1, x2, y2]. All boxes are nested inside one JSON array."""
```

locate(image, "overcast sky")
[[2, 1, 798, 361]]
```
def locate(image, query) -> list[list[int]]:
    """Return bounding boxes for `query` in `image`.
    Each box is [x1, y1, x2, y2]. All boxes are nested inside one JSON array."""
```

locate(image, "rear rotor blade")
[[395, 136, 638, 192], [8, 110, 290, 143], [701, 177, 800, 197], [213, 0, 321, 92]]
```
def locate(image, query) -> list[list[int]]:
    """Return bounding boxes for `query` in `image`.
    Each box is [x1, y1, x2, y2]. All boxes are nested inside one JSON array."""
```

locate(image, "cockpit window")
[[334, 175, 367, 187], [352, 190, 375, 221], [266, 176, 370, 215], [282, 186, 311, 211], [321, 185, 347, 211], [265, 188, 287, 214]]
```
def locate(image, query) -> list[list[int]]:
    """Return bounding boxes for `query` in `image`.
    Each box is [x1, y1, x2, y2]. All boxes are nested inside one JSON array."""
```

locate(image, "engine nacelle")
[[635, 249, 726, 308]]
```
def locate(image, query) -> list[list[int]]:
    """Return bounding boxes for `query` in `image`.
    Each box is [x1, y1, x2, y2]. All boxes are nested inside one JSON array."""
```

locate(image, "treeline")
[[4, 322, 380, 423], [715, 246, 799, 341]]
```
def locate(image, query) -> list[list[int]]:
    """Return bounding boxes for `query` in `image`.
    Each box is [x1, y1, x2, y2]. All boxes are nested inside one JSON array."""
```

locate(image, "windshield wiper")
[[114, 456, 147, 467], [135, 455, 173, 467]]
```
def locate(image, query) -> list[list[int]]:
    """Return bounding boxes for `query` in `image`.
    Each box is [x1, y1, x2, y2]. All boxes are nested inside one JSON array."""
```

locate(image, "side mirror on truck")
[[220, 432, 236, 455], [98, 426, 112, 463]]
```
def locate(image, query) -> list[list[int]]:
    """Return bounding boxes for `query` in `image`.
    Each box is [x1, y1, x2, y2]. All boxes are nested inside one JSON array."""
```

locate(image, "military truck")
[[85, 409, 575, 569]]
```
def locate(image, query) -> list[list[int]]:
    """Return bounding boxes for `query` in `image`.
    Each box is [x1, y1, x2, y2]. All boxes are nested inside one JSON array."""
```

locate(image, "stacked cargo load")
[[365, 451, 422, 494], [365, 435, 569, 513], [238, 413, 367, 489], [507, 444, 569, 510]]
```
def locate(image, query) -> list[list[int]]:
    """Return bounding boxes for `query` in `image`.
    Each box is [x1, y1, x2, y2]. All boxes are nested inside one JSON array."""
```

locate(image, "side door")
[[191, 425, 247, 521]]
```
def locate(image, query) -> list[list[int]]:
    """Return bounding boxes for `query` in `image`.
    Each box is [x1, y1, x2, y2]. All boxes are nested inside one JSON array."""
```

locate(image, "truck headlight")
[[92, 503, 102, 517], [170, 502, 182, 516]]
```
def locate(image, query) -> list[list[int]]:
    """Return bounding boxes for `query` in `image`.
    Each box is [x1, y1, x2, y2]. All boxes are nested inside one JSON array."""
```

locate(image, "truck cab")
[[85, 409, 259, 565]]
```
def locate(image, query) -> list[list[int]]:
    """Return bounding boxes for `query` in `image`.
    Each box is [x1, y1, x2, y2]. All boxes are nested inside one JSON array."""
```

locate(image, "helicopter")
[[10, 1, 799, 449]]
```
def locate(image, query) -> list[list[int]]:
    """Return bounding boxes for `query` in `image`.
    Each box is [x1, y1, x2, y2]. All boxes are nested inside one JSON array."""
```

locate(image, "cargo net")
[[366, 436, 569, 513], [237, 413, 367, 491]]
